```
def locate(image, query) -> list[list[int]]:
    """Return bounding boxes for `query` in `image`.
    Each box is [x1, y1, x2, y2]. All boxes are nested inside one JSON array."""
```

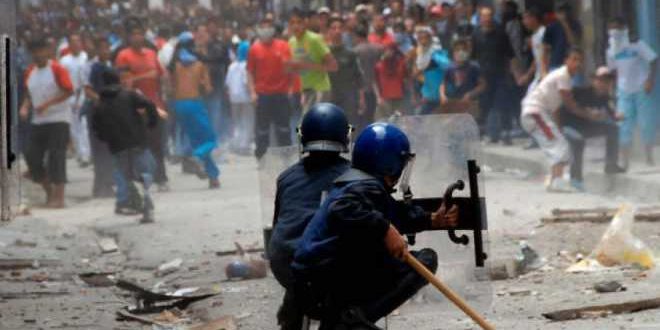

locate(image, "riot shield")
[[258, 146, 300, 255], [390, 114, 493, 315]]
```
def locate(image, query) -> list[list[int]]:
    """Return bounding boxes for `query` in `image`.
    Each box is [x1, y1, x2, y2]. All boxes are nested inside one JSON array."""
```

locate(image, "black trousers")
[[88, 116, 115, 195], [146, 120, 168, 184], [563, 119, 619, 182], [332, 88, 361, 131], [25, 122, 69, 184], [255, 94, 291, 159], [299, 248, 438, 327]]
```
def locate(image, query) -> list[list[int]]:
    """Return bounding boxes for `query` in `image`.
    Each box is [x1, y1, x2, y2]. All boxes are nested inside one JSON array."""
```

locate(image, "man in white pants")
[[60, 33, 91, 166], [521, 48, 585, 192]]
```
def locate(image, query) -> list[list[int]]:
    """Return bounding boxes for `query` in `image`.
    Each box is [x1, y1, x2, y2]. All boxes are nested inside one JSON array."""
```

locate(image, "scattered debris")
[[157, 258, 183, 277], [13, 239, 37, 248], [0, 258, 59, 270], [117, 310, 167, 327], [593, 281, 626, 293], [497, 288, 533, 297], [189, 316, 237, 330], [28, 272, 49, 282], [78, 272, 116, 287], [488, 259, 518, 280], [543, 297, 660, 321], [152, 309, 185, 324], [116, 280, 217, 314], [516, 241, 544, 274], [502, 209, 515, 217], [592, 205, 655, 269], [215, 247, 264, 257], [98, 237, 119, 254], [225, 259, 267, 280], [566, 258, 607, 273], [224, 243, 268, 280], [0, 290, 69, 299]]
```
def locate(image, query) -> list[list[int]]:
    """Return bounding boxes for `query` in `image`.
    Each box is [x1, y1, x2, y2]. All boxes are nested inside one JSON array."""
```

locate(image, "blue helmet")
[[299, 103, 352, 153], [352, 123, 413, 178]]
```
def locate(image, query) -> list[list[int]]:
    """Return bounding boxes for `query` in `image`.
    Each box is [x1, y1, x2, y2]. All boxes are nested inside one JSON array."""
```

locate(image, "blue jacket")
[[292, 168, 431, 278], [268, 155, 351, 268]]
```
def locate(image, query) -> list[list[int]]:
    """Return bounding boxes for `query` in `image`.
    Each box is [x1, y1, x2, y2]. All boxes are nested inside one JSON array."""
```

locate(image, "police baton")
[[404, 251, 495, 330]]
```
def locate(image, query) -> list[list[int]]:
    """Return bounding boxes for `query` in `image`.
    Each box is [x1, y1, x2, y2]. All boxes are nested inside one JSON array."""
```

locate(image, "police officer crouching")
[[269, 103, 353, 329], [292, 123, 458, 329]]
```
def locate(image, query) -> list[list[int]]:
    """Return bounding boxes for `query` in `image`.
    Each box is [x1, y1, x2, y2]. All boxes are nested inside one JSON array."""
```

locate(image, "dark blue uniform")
[[269, 154, 351, 289], [293, 168, 438, 324]]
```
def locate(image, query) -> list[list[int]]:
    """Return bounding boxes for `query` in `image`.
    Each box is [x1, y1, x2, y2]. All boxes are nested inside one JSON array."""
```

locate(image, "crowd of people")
[[15, 0, 659, 219]]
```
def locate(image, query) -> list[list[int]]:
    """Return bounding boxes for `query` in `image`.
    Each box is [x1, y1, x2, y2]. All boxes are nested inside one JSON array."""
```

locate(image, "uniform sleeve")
[[327, 182, 391, 243], [50, 62, 74, 93], [637, 41, 658, 63], [391, 202, 431, 234]]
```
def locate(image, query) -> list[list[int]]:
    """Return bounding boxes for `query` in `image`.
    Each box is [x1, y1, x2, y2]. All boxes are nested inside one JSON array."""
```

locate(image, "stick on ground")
[[543, 297, 660, 321]]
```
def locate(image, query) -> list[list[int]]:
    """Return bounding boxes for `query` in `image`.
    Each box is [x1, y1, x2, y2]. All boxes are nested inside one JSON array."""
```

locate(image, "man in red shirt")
[[368, 14, 396, 47], [115, 20, 169, 191], [247, 17, 293, 159]]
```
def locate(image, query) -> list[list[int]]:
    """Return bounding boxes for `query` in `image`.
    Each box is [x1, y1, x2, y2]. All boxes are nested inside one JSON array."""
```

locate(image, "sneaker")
[[604, 165, 626, 174], [157, 183, 170, 192], [115, 206, 141, 216], [547, 178, 577, 193], [570, 179, 585, 192], [209, 178, 221, 189]]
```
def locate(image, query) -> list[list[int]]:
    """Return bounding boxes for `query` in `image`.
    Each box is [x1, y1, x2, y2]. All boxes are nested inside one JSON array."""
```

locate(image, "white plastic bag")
[[592, 204, 655, 269]]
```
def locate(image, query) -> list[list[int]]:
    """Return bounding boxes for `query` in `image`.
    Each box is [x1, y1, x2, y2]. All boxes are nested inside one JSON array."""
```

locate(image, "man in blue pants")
[[171, 33, 220, 188]]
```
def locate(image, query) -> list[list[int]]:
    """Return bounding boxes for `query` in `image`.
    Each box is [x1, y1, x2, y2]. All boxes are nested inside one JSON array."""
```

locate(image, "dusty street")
[[2, 149, 660, 330]]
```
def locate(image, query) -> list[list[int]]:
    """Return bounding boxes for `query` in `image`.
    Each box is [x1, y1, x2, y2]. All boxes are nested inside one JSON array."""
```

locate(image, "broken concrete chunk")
[[98, 238, 119, 254], [190, 316, 237, 330], [157, 258, 183, 277], [594, 281, 626, 293]]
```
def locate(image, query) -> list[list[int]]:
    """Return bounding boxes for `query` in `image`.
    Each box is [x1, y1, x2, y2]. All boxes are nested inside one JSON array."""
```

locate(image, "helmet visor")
[[397, 153, 416, 195]]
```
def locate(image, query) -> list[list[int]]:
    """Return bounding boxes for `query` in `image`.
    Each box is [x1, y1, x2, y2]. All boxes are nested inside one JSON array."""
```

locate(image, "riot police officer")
[[269, 103, 353, 330], [292, 122, 458, 329]]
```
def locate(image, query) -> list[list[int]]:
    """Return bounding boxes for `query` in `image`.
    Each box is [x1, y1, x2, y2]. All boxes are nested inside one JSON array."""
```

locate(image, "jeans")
[[113, 148, 155, 210], [255, 94, 292, 159], [289, 93, 303, 145], [484, 74, 514, 141], [207, 90, 229, 143], [617, 91, 656, 146], [420, 99, 440, 115], [173, 99, 220, 179]]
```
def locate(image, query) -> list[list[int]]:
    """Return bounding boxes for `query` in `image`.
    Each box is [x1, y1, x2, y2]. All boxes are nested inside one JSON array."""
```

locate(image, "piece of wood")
[[405, 252, 495, 330], [116, 310, 166, 327], [190, 316, 237, 330], [0, 291, 69, 299], [543, 297, 660, 321], [98, 238, 119, 253], [215, 247, 264, 257], [0, 258, 60, 270]]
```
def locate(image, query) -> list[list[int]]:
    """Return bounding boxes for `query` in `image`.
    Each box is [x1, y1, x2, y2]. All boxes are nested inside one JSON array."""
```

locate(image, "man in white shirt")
[[519, 7, 546, 91], [521, 48, 584, 192], [606, 17, 659, 168], [60, 33, 91, 166]]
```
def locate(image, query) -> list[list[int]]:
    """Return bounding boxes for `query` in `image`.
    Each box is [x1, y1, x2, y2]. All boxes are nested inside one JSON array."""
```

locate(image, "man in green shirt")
[[288, 8, 338, 111]]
